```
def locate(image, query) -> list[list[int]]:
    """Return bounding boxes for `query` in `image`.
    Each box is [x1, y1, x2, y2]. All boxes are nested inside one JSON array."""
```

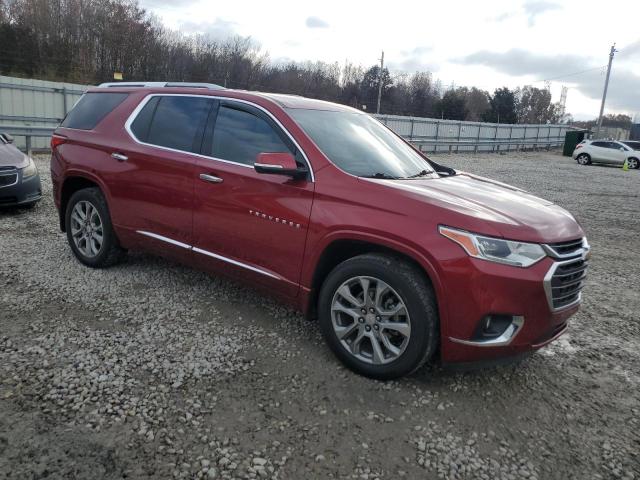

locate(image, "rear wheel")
[[318, 253, 439, 380], [65, 187, 125, 268], [627, 157, 639, 169], [576, 153, 591, 165]]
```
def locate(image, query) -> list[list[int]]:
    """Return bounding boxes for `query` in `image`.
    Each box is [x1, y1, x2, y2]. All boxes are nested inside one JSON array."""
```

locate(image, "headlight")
[[439, 226, 547, 267], [21, 157, 37, 179]]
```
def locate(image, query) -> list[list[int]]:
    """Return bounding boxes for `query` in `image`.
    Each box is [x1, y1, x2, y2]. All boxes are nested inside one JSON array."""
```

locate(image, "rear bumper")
[[0, 171, 42, 207], [439, 254, 583, 364]]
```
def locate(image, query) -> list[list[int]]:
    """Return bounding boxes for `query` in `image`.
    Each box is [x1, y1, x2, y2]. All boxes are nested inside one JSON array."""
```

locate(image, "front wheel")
[[627, 157, 639, 169], [576, 153, 591, 165], [318, 253, 439, 380]]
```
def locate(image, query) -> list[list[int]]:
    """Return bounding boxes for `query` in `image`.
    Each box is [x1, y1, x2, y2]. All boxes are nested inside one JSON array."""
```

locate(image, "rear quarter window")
[[61, 92, 128, 130]]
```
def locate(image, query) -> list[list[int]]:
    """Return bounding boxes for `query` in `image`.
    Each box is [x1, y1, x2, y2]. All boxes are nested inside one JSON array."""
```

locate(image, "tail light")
[[50, 134, 67, 150], [575, 144, 582, 149]]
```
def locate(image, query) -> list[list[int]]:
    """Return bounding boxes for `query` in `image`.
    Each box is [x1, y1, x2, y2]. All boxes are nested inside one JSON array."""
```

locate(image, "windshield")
[[287, 108, 434, 178], [623, 141, 640, 151]]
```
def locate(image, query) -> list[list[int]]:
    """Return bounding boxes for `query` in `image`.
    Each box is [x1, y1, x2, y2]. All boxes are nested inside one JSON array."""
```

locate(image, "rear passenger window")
[[61, 92, 128, 130], [130, 97, 160, 141], [132, 96, 212, 153], [212, 106, 291, 165], [591, 141, 608, 148]]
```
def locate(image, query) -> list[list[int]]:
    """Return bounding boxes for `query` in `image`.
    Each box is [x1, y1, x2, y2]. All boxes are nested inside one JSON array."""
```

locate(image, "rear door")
[[108, 94, 214, 253], [192, 100, 314, 297]]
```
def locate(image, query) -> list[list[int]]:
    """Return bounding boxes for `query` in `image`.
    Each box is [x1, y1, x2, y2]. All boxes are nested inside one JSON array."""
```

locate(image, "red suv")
[[50, 83, 590, 379]]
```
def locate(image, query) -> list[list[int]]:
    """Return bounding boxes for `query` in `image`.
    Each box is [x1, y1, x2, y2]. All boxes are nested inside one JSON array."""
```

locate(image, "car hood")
[[366, 172, 583, 243], [0, 142, 28, 168]]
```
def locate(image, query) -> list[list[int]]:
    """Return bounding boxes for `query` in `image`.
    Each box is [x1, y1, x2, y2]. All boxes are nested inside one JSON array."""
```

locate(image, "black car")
[[0, 133, 42, 207]]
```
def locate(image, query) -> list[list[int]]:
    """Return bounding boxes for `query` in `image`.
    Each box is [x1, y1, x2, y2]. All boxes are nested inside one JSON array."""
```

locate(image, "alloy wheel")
[[70, 200, 104, 258], [577, 154, 589, 165], [628, 158, 639, 169], [331, 276, 411, 365]]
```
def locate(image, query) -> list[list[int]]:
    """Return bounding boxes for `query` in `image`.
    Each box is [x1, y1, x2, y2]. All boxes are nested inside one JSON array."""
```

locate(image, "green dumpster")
[[563, 130, 588, 156]]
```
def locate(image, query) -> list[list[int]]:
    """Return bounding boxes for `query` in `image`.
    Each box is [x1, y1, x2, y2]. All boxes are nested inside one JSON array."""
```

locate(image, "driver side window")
[[212, 105, 292, 166]]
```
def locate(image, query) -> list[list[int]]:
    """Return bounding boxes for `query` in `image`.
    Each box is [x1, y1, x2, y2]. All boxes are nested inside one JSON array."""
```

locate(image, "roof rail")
[[97, 82, 225, 90]]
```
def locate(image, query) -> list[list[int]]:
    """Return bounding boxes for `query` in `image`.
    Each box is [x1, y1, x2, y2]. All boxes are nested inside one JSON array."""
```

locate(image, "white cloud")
[[305, 16, 329, 28], [522, 0, 562, 26], [179, 18, 239, 40]]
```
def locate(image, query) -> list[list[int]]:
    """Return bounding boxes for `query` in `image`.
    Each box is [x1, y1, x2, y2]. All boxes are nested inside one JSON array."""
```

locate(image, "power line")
[[536, 65, 607, 84]]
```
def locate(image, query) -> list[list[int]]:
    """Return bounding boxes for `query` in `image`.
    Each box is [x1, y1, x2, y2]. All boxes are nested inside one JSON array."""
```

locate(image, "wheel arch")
[[304, 233, 444, 321], [59, 174, 104, 231]]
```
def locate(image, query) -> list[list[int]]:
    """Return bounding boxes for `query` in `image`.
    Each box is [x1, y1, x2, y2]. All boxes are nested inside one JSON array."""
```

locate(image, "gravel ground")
[[1, 151, 638, 480]]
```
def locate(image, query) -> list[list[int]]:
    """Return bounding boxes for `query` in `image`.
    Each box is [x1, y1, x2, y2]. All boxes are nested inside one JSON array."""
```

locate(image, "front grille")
[[0, 196, 17, 204], [546, 238, 584, 257], [0, 173, 18, 187], [550, 258, 588, 309]]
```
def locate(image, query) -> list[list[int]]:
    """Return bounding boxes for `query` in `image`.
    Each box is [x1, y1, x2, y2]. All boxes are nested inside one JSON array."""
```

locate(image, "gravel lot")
[[1, 151, 638, 480]]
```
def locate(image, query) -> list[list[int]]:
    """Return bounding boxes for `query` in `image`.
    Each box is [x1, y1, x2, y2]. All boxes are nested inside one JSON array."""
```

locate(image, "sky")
[[140, 0, 640, 121]]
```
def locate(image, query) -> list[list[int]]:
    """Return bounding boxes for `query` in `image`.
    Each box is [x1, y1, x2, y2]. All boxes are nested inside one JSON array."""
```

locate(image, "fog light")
[[450, 315, 525, 347], [475, 314, 516, 340]]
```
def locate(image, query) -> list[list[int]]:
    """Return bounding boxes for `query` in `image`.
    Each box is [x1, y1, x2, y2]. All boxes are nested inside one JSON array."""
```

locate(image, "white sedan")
[[572, 139, 640, 169]]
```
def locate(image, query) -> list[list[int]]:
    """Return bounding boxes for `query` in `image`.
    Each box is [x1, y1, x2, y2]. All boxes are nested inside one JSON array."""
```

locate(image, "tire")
[[628, 157, 639, 169], [576, 153, 591, 165], [318, 253, 439, 380], [65, 187, 125, 268]]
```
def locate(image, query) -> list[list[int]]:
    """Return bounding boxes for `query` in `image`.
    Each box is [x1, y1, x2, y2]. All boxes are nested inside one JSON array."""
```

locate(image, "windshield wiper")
[[402, 169, 432, 179], [360, 172, 401, 180]]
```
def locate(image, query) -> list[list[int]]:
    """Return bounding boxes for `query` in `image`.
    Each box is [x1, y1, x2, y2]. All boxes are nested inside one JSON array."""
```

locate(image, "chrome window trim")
[[123, 93, 315, 182], [136, 230, 281, 280]]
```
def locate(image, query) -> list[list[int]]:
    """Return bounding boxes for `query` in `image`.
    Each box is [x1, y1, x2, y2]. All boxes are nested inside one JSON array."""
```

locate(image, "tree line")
[[1, 0, 570, 124]]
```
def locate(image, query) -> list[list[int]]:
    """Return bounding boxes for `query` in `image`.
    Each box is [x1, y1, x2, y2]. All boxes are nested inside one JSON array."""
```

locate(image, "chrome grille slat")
[[553, 286, 585, 302], [544, 238, 587, 259], [551, 274, 587, 289], [544, 241, 589, 311], [553, 265, 588, 277]]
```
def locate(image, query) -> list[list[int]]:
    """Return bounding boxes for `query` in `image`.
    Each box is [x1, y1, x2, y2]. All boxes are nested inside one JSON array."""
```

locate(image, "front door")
[[609, 142, 628, 165], [192, 100, 314, 297]]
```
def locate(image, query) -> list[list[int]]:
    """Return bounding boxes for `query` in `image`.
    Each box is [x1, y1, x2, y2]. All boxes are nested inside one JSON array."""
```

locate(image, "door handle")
[[111, 152, 128, 162], [199, 173, 223, 184]]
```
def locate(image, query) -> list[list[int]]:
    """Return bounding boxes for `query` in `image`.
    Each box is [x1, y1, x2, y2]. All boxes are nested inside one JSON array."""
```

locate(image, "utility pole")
[[595, 44, 617, 138], [376, 50, 384, 114]]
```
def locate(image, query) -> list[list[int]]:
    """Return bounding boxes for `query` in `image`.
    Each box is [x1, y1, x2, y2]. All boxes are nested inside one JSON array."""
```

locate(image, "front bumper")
[[439, 249, 587, 364], [0, 169, 42, 207]]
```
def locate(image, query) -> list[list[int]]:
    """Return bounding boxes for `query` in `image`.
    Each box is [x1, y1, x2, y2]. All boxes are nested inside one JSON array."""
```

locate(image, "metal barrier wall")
[[374, 114, 571, 153], [0, 75, 88, 150], [0, 75, 570, 154]]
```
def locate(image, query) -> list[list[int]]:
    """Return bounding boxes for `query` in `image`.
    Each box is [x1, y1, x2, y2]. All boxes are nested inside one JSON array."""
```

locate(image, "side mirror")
[[620, 147, 625, 151], [254, 152, 308, 180], [0, 133, 14, 144]]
